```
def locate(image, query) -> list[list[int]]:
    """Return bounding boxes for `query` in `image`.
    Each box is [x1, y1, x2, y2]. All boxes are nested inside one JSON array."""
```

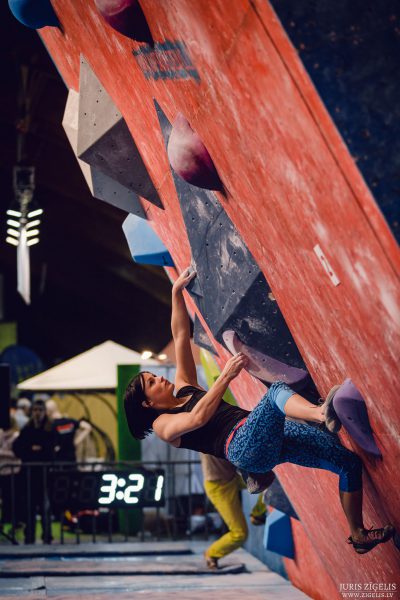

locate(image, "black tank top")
[[163, 385, 250, 458]]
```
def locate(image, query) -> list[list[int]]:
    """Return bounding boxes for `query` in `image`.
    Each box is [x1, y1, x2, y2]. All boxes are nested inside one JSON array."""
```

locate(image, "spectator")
[[0, 417, 21, 525], [13, 400, 55, 544], [46, 400, 92, 466], [14, 398, 31, 430]]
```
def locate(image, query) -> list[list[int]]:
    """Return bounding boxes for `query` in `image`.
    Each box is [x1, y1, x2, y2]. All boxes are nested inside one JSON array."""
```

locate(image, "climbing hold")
[[156, 100, 306, 370], [8, 0, 58, 29], [263, 509, 295, 559], [332, 379, 381, 457], [122, 213, 174, 267], [167, 113, 223, 191], [62, 88, 146, 218], [94, 0, 153, 44], [77, 57, 162, 208], [222, 330, 309, 388], [186, 263, 203, 297]]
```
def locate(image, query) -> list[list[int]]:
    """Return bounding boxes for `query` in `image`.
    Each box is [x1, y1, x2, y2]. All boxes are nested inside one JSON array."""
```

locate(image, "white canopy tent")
[[17, 339, 204, 497], [17, 340, 160, 391]]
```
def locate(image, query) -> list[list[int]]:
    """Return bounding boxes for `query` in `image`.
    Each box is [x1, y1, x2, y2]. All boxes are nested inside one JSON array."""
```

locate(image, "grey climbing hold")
[[77, 56, 162, 208], [62, 87, 145, 218]]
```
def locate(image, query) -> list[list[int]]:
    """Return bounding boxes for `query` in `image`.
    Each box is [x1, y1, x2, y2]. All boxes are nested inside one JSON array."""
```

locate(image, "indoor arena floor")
[[0, 541, 309, 599]]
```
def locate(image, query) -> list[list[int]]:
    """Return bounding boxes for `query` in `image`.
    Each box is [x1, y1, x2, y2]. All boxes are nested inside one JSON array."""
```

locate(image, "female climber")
[[124, 267, 394, 555]]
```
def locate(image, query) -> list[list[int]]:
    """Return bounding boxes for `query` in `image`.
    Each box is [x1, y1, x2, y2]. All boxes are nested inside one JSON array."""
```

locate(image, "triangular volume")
[[62, 88, 94, 193], [154, 99, 306, 371], [77, 57, 162, 207], [263, 510, 295, 559], [62, 86, 145, 218], [122, 213, 174, 267], [263, 478, 299, 520]]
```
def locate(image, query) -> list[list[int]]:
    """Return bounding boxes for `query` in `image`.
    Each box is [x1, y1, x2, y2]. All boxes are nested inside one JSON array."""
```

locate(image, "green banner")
[[117, 364, 142, 535]]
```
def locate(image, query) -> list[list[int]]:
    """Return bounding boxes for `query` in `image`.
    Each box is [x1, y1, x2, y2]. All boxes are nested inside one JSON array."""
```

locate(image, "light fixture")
[[5, 166, 43, 305], [5, 167, 43, 250], [26, 229, 39, 238], [27, 208, 43, 218], [26, 219, 41, 229], [157, 354, 167, 361], [6, 209, 22, 217], [141, 350, 153, 360], [7, 219, 21, 228]]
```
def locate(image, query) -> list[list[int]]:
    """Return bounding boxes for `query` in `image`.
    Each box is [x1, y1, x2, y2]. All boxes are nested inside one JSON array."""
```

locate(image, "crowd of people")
[[0, 398, 91, 544]]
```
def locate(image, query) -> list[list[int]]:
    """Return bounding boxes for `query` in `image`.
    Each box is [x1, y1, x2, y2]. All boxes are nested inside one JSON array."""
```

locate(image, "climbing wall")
[[11, 0, 400, 596]]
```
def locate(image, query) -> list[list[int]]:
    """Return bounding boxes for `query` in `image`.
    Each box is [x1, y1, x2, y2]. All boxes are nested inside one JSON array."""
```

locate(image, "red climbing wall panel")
[[40, 0, 400, 595]]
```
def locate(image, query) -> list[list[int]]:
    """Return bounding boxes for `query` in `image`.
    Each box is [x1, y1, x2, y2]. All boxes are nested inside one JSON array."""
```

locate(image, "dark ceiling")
[[0, 3, 172, 367]]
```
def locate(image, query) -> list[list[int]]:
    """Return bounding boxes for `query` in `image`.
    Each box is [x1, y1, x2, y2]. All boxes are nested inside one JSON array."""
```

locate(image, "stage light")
[[27, 208, 43, 218], [141, 351, 153, 360], [6, 237, 19, 246], [26, 229, 39, 237], [6, 209, 22, 217], [157, 354, 167, 361], [26, 219, 41, 229], [7, 219, 21, 228]]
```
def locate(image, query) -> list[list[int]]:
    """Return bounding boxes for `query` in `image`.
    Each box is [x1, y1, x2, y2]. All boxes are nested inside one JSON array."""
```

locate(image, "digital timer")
[[50, 468, 165, 510], [98, 473, 164, 505]]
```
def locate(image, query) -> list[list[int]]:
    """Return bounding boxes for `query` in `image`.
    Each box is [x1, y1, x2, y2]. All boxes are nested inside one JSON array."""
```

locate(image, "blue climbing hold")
[[8, 0, 59, 29], [122, 213, 174, 267], [263, 509, 295, 559]]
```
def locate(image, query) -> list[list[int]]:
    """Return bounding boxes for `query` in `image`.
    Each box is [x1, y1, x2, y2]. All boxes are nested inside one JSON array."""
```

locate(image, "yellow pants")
[[204, 475, 248, 559]]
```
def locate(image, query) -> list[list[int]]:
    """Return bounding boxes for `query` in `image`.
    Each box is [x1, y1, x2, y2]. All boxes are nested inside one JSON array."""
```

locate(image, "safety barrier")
[[0, 460, 212, 545]]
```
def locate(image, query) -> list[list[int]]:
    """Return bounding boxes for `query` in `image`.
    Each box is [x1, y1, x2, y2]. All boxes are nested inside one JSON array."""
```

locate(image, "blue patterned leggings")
[[226, 382, 362, 492]]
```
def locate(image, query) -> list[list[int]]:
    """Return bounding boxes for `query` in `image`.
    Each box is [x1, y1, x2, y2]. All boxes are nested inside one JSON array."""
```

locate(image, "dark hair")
[[124, 372, 159, 440], [30, 399, 52, 431]]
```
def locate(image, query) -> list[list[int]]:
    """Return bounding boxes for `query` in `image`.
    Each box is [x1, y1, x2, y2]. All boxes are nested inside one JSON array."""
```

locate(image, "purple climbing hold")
[[167, 113, 223, 191], [94, 0, 153, 43], [332, 378, 381, 457], [222, 330, 309, 387]]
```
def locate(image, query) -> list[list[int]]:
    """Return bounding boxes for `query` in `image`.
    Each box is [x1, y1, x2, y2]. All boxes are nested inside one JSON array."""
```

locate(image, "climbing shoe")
[[250, 513, 267, 526], [320, 385, 342, 433], [237, 469, 275, 494], [347, 524, 395, 554]]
